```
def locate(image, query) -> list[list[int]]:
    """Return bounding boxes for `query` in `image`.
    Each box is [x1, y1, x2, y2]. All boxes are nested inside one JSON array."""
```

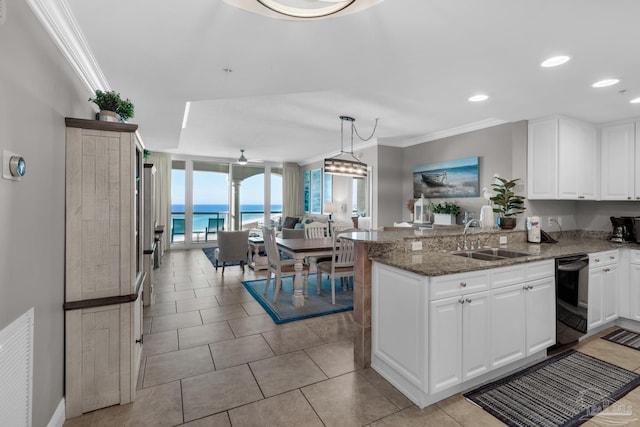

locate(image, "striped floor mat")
[[464, 350, 640, 427], [602, 329, 640, 351]]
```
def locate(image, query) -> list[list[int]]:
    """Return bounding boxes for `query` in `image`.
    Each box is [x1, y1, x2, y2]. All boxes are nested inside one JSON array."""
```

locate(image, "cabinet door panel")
[[588, 268, 604, 330], [601, 123, 635, 200], [525, 277, 555, 354], [429, 297, 462, 393], [527, 118, 558, 199], [631, 263, 640, 321], [603, 266, 618, 323], [462, 292, 491, 381], [490, 285, 526, 369]]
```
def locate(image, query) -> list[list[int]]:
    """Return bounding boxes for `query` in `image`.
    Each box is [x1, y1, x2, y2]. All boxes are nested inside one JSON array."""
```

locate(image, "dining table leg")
[[292, 254, 306, 308]]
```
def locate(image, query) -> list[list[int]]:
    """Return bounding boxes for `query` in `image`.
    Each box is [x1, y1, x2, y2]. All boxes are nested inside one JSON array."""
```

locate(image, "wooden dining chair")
[[303, 221, 330, 282], [317, 228, 357, 304], [262, 226, 309, 303]]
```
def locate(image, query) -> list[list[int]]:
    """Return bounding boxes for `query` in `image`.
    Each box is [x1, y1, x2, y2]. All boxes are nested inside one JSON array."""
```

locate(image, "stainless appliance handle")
[[556, 255, 589, 271]]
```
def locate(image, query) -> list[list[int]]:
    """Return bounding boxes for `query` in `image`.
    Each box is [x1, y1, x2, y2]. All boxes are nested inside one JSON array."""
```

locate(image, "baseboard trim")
[[46, 398, 65, 427]]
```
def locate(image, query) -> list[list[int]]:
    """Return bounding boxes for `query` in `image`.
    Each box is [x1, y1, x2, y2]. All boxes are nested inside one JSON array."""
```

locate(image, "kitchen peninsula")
[[347, 227, 640, 408]]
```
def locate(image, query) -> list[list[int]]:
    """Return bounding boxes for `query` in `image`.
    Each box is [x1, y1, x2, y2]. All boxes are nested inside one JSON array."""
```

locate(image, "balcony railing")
[[170, 210, 282, 242]]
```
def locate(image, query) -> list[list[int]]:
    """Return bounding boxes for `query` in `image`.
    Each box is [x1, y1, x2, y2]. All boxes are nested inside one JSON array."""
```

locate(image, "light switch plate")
[[412, 241, 422, 251], [499, 236, 508, 245]]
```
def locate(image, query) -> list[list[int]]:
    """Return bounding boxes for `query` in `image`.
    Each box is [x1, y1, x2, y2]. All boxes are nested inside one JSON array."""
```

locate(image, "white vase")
[[480, 205, 494, 229], [433, 213, 456, 225]]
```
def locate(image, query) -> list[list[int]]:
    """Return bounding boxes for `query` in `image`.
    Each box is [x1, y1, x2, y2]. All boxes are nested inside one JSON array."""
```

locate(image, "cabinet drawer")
[[630, 250, 640, 265], [589, 250, 618, 268], [430, 270, 490, 300], [525, 260, 555, 281], [490, 264, 525, 289]]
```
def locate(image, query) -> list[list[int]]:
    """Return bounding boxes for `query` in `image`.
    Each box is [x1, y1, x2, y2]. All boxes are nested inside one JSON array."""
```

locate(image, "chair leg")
[[330, 275, 336, 305], [241, 261, 245, 273], [263, 271, 272, 295], [272, 273, 282, 303], [222, 262, 225, 275], [317, 272, 322, 295], [214, 259, 218, 271]]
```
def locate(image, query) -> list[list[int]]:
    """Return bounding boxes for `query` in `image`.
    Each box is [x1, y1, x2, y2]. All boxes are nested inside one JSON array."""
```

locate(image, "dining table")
[[276, 237, 335, 308]]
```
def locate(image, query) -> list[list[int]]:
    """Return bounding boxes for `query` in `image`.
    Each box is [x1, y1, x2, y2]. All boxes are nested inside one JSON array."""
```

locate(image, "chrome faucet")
[[463, 219, 481, 250]]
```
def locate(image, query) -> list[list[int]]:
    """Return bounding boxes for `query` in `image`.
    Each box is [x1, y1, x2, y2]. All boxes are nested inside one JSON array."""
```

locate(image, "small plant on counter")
[[428, 201, 461, 216], [490, 175, 525, 217], [89, 89, 135, 121]]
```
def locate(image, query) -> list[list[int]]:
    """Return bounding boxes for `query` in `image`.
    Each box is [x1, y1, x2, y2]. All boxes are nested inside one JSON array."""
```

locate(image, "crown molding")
[[26, 0, 108, 92], [387, 118, 508, 148]]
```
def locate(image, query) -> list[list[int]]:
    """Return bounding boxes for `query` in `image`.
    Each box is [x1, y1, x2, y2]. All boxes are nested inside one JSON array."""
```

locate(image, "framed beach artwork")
[[413, 156, 480, 198]]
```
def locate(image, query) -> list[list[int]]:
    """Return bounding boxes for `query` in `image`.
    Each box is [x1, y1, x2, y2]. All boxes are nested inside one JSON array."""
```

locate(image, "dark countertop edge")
[[370, 238, 639, 277]]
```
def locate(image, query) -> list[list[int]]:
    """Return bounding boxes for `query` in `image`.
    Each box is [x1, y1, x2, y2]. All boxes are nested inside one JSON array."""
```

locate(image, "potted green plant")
[[89, 89, 135, 122], [490, 175, 525, 229], [428, 201, 460, 225]]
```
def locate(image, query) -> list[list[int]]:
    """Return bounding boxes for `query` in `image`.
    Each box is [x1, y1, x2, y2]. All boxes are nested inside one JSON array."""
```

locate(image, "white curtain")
[[148, 152, 172, 255], [282, 162, 301, 218]]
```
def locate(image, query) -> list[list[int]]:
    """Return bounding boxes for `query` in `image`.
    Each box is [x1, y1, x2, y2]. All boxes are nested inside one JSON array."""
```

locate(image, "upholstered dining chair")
[[262, 226, 309, 303], [317, 228, 357, 304], [213, 230, 250, 274]]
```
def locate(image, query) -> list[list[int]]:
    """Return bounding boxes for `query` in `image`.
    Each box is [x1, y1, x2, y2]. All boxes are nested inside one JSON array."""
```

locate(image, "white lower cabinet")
[[429, 291, 490, 393], [587, 251, 619, 330], [372, 259, 554, 408], [490, 284, 526, 369], [629, 251, 640, 321]]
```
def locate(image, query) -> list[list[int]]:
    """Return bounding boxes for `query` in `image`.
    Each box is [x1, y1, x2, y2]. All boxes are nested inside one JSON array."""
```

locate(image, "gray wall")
[[400, 122, 522, 226], [0, 2, 92, 425], [375, 145, 404, 228]]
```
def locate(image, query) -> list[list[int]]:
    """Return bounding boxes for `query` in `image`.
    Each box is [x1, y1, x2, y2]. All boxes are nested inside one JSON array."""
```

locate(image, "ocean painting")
[[413, 157, 479, 198]]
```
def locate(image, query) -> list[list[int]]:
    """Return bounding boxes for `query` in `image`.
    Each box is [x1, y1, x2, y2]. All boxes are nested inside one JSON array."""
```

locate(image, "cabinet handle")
[[458, 298, 465, 304], [628, 197, 632, 200], [594, 258, 600, 263], [136, 335, 144, 344], [460, 282, 467, 287], [578, 195, 585, 199], [636, 196, 640, 200], [604, 268, 610, 272], [465, 298, 472, 303], [610, 256, 615, 260]]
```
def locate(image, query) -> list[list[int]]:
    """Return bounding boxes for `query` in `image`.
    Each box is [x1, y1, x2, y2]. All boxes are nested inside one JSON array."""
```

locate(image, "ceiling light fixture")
[[324, 115, 378, 178], [256, 0, 355, 18], [237, 149, 248, 165], [469, 94, 489, 102], [631, 97, 640, 104], [540, 55, 571, 67], [592, 79, 620, 88]]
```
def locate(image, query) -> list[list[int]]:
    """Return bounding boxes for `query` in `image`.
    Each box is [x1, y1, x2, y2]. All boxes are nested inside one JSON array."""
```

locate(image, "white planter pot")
[[433, 213, 456, 225]]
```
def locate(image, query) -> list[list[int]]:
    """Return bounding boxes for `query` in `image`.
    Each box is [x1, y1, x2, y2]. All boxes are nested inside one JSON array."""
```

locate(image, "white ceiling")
[[62, 0, 640, 164]]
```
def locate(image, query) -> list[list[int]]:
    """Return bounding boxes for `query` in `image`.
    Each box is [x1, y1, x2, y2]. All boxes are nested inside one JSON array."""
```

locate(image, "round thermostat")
[[9, 156, 26, 177]]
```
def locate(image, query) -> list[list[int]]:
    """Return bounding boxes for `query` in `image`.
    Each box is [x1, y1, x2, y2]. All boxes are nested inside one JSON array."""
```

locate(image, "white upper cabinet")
[[528, 116, 597, 200], [528, 118, 558, 199], [600, 122, 637, 200]]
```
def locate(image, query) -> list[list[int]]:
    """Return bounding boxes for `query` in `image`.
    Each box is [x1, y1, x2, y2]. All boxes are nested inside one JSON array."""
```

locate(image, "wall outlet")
[[499, 236, 508, 245], [412, 241, 422, 251], [548, 216, 562, 226]]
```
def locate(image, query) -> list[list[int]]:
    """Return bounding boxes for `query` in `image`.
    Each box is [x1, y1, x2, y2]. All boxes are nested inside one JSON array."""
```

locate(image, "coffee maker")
[[610, 216, 636, 242]]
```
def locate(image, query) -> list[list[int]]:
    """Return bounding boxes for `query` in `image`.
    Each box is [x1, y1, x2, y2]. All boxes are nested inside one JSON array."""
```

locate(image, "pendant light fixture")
[[324, 115, 378, 178], [237, 149, 248, 165]]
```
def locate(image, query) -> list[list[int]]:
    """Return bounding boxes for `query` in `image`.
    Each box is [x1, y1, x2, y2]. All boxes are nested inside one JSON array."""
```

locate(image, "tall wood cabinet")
[[64, 118, 145, 417]]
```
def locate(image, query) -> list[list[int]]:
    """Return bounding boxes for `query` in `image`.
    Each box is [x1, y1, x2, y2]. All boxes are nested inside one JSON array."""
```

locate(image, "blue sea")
[[172, 204, 282, 230]]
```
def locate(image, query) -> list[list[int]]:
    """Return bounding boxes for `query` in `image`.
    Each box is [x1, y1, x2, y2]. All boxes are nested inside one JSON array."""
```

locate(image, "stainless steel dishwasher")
[[555, 254, 590, 346]]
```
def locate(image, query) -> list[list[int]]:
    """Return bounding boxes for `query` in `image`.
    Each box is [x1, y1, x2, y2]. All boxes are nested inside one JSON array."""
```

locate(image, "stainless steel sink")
[[451, 248, 531, 261]]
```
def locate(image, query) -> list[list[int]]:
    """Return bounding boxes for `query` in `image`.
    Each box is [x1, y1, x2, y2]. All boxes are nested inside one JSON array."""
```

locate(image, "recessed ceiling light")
[[631, 97, 640, 104], [592, 79, 620, 88], [540, 55, 571, 68], [469, 94, 489, 102]]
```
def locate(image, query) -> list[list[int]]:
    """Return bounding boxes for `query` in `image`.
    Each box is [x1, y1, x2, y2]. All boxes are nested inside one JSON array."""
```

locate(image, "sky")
[[172, 170, 282, 206]]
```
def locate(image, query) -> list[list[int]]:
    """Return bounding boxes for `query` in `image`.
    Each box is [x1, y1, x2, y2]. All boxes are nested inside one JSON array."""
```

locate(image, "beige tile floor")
[[64, 249, 640, 427]]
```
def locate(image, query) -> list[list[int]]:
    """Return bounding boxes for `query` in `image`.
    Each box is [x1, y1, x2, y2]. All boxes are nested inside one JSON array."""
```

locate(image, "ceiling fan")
[[236, 149, 264, 165]]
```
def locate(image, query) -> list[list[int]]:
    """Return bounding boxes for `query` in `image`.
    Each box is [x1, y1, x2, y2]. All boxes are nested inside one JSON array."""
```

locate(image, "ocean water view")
[[172, 204, 282, 230]]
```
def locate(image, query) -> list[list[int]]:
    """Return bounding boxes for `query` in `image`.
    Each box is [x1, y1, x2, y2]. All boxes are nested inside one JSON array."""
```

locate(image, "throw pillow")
[[283, 216, 299, 229]]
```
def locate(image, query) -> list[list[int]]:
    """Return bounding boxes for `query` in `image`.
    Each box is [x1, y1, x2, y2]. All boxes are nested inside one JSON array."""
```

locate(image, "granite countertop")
[[371, 238, 640, 277]]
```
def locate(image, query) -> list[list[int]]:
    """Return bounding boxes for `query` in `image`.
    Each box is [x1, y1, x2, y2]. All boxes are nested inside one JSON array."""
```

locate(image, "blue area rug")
[[242, 275, 353, 324]]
